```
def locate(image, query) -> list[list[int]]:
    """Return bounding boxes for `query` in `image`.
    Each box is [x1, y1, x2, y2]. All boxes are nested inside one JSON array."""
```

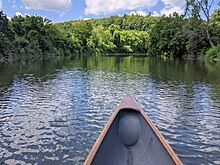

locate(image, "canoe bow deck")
[[85, 95, 182, 165]]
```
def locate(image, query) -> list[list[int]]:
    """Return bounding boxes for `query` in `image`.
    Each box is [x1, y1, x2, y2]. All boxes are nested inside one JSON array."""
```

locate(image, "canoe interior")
[[92, 108, 175, 165]]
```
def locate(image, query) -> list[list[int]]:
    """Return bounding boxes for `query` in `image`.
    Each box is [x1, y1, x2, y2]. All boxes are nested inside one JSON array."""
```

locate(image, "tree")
[[184, 0, 219, 47], [183, 19, 210, 55], [0, 11, 14, 60], [0, 32, 11, 58], [68, 20, 92, 49], [0, 11, 14, 39], [210, 9, 220, 45], [118, 30, 149, 53], [87, 26, 116, 54], [149, 14, 187, 57]]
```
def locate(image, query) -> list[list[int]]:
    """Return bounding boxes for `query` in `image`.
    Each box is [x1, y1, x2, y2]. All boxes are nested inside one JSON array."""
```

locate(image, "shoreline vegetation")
[[0, 2, 220, 64]]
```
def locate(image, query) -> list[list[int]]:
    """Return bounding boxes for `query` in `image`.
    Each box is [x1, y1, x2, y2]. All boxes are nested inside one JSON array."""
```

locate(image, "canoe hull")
[[85, 95, 182, 165]]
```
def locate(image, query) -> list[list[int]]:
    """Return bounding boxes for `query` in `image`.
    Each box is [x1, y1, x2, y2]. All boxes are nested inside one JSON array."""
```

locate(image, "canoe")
[[84, 95, 182, 165]]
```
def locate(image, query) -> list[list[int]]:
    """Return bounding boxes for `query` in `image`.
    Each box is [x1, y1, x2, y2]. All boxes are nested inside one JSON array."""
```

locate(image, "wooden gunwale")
[[84, 95, 182, 165]]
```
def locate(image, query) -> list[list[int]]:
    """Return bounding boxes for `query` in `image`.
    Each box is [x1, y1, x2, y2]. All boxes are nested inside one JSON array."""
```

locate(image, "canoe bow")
[[84, 95, 182, 165]]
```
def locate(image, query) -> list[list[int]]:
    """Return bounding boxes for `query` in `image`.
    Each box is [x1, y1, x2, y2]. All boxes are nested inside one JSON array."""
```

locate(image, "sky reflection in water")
[[0, 56, 220, 164]]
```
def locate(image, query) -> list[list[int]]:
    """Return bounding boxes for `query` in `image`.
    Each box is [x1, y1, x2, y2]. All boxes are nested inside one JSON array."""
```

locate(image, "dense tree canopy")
[[0, 13, 79, 62], [149, 14, 187, 57], [0, 6, 220, 63]]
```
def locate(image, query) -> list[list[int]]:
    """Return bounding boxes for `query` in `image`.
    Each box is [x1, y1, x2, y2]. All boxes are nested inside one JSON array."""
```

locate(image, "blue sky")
[[0, 0, 219, 22]]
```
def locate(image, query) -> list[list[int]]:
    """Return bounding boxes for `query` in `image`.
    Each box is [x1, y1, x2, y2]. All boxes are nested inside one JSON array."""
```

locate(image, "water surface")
[[0, 56, 220, 164]]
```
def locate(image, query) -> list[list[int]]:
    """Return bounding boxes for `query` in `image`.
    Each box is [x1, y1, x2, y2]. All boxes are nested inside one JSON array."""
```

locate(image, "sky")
[[0, 0, 219, 22]]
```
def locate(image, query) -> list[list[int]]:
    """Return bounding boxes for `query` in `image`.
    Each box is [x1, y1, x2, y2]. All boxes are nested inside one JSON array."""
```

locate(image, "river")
[[0, 56, 220, 164]]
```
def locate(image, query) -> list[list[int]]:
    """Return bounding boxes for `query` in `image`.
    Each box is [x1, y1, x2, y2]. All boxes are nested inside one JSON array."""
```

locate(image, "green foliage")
[[0, 12, 80, 62], [0, 7, 220, 63], [12, 37, 29, 56], [149, 14, 187, 57], [86, 25, 150, 54], [87, 14, 159, 32], [0, 11, 14, 39], [205, 45, 220, 61], [211, 9, 220, 27], [87, 26, 116, 54], [210, 9, 220, 45], [184, 19, 210, 56], [0, 32, 11, 57], [118, 30, 149, 53], [56, 14, 158, 56], [57, 20, 92, 52]]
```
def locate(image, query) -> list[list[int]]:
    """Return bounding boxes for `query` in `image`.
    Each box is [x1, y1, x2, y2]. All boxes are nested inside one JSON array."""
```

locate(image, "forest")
[[0, 1, 220, 63]]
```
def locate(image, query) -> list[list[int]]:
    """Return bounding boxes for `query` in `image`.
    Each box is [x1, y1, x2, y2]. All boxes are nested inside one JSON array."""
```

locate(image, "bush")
[[0, 32, 11, 57], [205, 45, 220, 61]]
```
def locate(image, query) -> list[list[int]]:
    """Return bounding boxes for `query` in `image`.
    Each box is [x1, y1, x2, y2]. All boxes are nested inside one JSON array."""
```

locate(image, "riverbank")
[[1, 9, 219, 64]]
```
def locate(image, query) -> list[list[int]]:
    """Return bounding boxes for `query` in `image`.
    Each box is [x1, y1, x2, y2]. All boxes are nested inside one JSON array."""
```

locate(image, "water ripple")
[[0, 58, 220, 165]]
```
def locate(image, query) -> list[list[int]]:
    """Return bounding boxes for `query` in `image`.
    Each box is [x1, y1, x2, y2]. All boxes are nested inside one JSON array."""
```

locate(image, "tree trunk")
[[206, 24, 215, 48]]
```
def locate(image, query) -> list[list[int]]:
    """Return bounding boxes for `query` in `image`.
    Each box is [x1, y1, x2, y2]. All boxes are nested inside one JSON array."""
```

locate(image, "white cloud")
[[160, 0, 185, 16], [21, 0, 72, 12], [162, 0, 184, 7], [15, 11, 30, 17], [129, 10, 148, 16], [83, 17, 91, 20], [85, 0, 158, 15], [152, 11, 160, 17], [0, 0, 2, 10], [161, 6, 183, 16], [15, 12, 23, 16]]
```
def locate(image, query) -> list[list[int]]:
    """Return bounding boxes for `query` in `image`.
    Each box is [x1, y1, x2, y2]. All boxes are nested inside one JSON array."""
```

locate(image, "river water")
[[0, 56, 219, 164]]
